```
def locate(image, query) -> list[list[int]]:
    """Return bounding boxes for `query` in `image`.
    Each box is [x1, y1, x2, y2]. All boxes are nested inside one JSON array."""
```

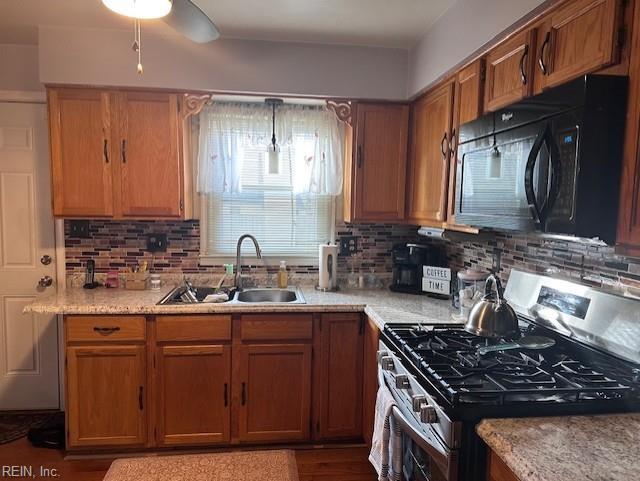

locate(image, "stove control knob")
[[411, 395, 426, 412], [419, 404, 438, 424], [376, 350, 389, 362], [380, 356, 395, 371], [394, 374, 410, 389]]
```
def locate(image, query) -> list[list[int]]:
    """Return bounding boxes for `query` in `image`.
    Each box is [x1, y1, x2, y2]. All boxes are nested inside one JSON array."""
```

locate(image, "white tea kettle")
[[464, 275, 519, 339]]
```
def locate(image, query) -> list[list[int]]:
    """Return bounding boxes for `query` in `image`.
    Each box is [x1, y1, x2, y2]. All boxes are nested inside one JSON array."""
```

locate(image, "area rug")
[[103, 449, 299, 481], [0, 411, 63, 445]]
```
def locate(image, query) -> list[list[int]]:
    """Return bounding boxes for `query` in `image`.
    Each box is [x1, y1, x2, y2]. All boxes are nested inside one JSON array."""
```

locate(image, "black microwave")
[[454, 75, 628, 244]]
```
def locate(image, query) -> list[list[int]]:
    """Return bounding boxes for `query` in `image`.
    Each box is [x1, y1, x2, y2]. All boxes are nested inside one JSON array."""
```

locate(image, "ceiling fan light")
[[102, 0, 172, 19]]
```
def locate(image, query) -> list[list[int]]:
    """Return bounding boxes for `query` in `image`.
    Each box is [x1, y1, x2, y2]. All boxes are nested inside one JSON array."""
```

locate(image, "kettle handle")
[[484, 275, 505, 300]]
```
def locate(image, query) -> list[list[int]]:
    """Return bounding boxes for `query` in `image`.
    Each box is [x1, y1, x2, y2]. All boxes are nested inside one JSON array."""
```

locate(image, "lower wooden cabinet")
[[362, 317, 380, 446], [315, 313, 364, 440], [487, 449, 520, 481], [156, 344, 231, 446], [64, 312, 365, 451], [66, 345, 146, 448], [235, 343, 312, 443]]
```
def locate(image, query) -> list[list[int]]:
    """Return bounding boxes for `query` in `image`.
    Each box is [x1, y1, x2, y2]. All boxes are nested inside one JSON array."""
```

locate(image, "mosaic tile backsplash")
[[65, 220, 640, 291], [64, 219, 419, 283], [431, 232, 640, 290]]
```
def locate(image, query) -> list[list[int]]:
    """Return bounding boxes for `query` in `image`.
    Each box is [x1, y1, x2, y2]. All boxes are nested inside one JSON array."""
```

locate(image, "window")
[[198, 102, 342, 261]]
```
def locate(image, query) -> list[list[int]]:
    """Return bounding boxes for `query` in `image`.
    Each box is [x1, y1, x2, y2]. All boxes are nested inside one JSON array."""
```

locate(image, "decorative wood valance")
[[325, 99, 353, 126], [182, 93, 214, 119]]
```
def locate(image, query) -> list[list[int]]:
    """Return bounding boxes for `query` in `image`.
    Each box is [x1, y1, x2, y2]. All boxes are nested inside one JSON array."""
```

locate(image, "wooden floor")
[[0, 437, 376, 481]]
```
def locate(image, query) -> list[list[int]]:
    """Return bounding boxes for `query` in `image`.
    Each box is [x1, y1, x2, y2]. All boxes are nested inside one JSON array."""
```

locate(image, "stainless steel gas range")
[[377, 270, 640, 481]]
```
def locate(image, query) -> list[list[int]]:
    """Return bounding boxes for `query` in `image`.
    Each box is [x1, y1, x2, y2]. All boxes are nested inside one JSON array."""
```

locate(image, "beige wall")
[[0, 44, 43, 92], [408, 0, 546, 97], [38, 26, 408, 100]]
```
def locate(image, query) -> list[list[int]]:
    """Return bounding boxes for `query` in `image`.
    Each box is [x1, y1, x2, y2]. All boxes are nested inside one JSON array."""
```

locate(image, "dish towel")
[[369, 384, 403, 481]]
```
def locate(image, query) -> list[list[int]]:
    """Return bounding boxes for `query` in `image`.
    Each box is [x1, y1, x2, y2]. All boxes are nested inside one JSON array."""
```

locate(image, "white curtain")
[[197, 102, 344, 195]]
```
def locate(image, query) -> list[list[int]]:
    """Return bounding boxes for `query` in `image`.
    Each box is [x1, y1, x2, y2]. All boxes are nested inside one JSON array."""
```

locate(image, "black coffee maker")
[[390, 243, 445, 294]]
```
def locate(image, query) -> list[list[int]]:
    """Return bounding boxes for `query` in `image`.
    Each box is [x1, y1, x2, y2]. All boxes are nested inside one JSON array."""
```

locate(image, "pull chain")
[[132, 18, 143, 74]]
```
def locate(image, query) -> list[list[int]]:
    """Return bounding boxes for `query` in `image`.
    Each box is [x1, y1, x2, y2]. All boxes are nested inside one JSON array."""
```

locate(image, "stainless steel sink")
[[157, 285, 305, 305], [232, 287, 306, 304], [158, 285, 232, 305]]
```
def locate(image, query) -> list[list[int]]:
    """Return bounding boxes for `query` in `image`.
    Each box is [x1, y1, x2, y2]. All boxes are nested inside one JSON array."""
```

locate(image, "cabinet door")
[[537, 0, 622, 89], [157, 344, 231, 446], [116, 91, 182, 218], [236, 343, 312, 443], [406, 82, 454, 225], [448, 61, 485, 228], [484, 29, 535, 112], [48, 88, 114, 217], [316, 314, 363, 440], [66, 345, 146, 448], [352, 103, 409, 222]]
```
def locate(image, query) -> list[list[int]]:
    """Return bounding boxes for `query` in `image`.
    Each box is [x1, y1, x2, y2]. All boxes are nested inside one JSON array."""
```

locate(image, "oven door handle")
[[377, 368, 458, 481]]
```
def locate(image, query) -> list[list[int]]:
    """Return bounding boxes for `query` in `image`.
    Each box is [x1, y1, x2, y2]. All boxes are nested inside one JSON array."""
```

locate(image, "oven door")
[[377, 359, 458, 481]]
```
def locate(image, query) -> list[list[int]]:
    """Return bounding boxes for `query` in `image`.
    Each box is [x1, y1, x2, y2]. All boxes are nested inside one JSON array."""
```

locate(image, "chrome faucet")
[[235, 234, 262, 291]]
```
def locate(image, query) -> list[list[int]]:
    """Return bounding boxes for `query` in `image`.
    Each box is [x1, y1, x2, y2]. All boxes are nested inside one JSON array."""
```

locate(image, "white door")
[[0, 101, 59, 410]]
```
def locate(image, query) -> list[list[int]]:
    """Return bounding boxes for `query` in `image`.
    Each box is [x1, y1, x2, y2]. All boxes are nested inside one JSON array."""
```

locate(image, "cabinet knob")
[[38, 276, 53, 288]]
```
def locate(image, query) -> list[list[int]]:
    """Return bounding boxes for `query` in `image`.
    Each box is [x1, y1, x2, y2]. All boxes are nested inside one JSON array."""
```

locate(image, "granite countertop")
[[477, 414, 640, 481], [24, 287, 460, 329]]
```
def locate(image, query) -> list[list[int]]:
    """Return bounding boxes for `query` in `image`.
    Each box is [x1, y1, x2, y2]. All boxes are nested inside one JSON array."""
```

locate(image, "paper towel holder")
[[316, 242, 339, 292]]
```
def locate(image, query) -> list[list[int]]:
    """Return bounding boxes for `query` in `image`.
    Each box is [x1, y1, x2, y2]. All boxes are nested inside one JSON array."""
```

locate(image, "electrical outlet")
[[147, 233, 168, 252], [339, 236, 358, 256], [69, 220, 90, 238]]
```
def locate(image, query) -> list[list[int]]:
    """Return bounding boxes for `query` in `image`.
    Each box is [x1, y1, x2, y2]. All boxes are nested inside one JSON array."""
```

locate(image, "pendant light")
[[265, 98, 284, 175], [102, 0, 173, 74]]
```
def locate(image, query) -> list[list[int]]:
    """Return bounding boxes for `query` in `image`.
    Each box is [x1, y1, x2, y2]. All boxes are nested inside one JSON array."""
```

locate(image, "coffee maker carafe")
[[390, 243, 444, 294]]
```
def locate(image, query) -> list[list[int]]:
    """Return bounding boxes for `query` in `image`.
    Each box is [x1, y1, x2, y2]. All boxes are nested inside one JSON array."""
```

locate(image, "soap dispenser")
[[277, 260, 288, 288]]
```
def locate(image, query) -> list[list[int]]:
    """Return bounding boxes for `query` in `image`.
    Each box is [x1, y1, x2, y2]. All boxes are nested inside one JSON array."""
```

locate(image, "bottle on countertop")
[[277, 260, 288, 288]]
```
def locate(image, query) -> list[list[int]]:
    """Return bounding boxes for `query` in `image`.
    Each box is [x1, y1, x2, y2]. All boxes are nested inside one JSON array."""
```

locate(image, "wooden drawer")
[[240, 314, 313, 341], [156, 315, 231, 342], [66, 316, 146, 343]]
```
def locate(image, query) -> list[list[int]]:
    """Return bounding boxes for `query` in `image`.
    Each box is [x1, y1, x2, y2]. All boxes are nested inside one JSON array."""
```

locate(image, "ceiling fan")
[[102, 0, 219, 73]]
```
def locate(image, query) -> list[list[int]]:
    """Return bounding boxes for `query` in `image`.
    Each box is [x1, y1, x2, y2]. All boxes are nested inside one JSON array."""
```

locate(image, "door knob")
[[40, 255, 52, 265], [38, 276, 53, 288]]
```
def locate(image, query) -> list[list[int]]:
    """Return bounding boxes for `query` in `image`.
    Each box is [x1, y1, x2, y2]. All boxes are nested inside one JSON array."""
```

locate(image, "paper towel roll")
[[318, 243, 339, 290]]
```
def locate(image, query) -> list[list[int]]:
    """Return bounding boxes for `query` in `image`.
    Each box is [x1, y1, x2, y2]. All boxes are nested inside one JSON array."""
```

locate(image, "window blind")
[[203, 137, 334, 258]]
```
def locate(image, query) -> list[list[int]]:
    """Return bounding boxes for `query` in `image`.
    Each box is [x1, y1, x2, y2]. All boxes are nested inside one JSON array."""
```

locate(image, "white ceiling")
[[0, 0, 456, 48]]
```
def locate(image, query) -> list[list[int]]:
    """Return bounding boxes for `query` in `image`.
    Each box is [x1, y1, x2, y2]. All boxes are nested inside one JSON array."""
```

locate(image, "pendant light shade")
[[102, 0, 172, 19], [265, 98, 284, 175]]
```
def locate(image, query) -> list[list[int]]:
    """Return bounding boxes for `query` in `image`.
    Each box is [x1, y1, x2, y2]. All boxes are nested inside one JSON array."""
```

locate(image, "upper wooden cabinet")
[[343, 103, 409, 223], [454, 60, 485, 126], [47, 87, 185, 219], [315, 313, 363, 441], [115, 92, 182, 217], [536, 0, 624, 90], [617, 0, 640, 254], [406, 82, 454, 225], [484, 29, 536, 112], [48, 89, 114, 217]]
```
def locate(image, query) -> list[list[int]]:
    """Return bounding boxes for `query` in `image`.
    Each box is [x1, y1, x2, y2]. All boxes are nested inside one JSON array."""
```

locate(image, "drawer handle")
[[138, 386, 144, 410], [223, 383, 228, 407], [93, 326, 121, 335], [241, 382, 246, 406]]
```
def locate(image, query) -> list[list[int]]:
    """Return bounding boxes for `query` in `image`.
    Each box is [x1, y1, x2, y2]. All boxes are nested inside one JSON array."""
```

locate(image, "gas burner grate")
[[384, 323, 640, 407]]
